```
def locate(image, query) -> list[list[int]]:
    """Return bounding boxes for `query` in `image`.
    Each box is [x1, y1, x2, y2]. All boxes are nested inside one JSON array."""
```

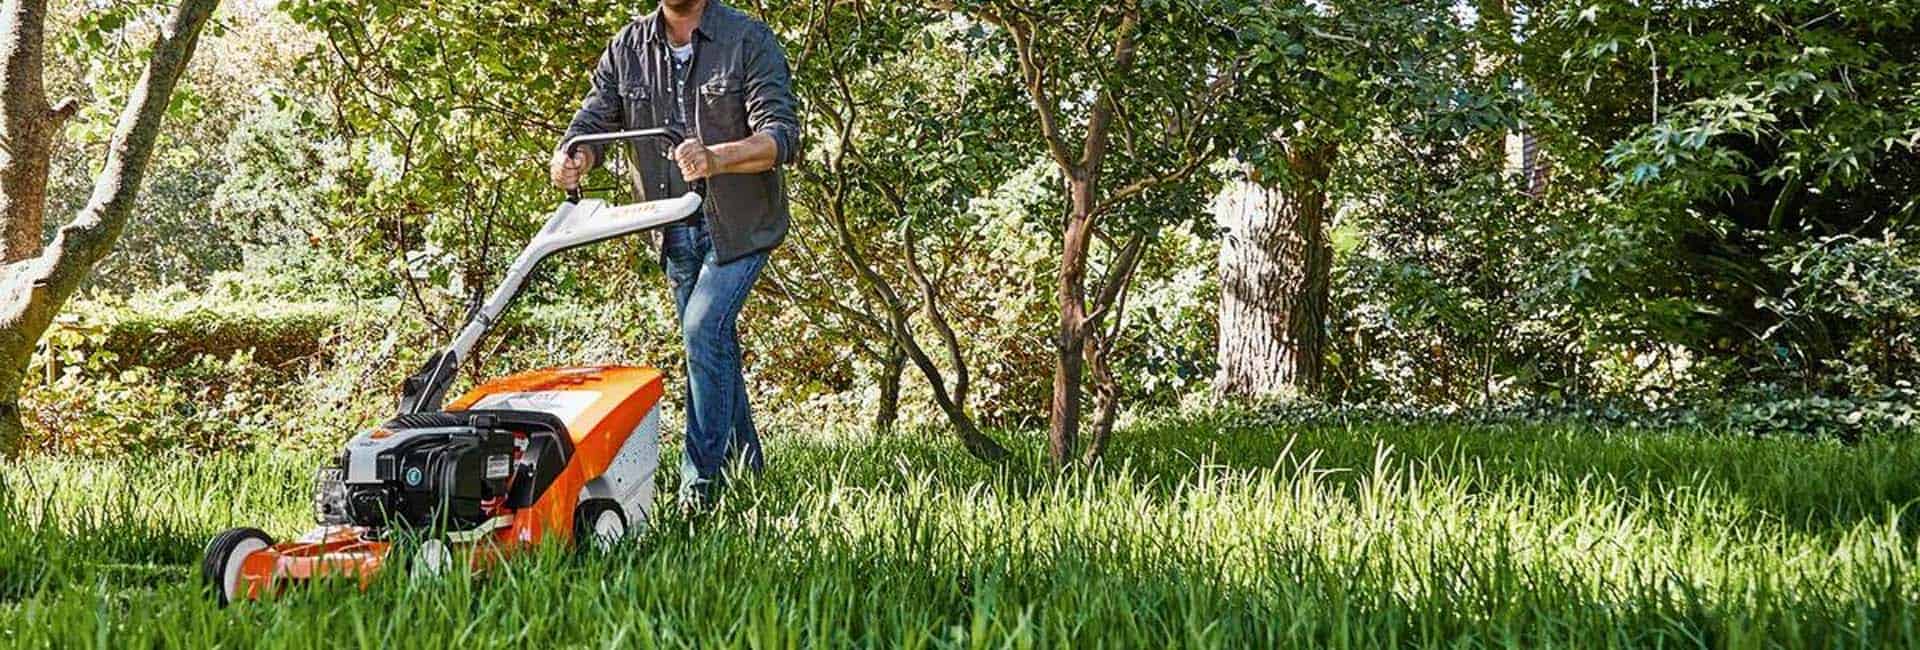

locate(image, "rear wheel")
[[573, 499, 626, 551], [201, 527, 273, 607]]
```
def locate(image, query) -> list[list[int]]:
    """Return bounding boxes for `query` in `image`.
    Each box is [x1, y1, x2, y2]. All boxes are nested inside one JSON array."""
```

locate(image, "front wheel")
[[573, 499, 626, 551], [201, 527, 273, 607]]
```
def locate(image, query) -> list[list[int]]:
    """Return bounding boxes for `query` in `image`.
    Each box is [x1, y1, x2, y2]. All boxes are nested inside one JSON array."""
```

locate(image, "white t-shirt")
[[670, 42, 694, 63]]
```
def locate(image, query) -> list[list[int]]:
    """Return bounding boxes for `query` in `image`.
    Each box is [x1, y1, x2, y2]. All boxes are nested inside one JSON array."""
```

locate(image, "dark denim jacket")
[[561, 1, 801, 263]]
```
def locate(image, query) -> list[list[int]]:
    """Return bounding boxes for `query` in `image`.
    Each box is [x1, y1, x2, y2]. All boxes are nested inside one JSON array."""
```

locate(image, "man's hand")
[[673, 140, 718, 181], [549, 148, 595, 191]]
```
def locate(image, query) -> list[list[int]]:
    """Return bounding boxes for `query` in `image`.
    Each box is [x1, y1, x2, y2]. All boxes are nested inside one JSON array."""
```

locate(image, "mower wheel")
[[574, 499, 626, 551], [410, 538, 454, 578], [202, 527, 273, 607]]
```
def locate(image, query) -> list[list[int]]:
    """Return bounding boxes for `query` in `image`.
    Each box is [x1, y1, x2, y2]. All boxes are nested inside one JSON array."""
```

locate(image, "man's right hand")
[[549, 147, 595, 191]]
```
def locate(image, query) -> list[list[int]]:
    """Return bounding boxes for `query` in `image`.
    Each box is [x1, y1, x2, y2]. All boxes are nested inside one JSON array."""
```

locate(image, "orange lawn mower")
[[201, 128, 702, 605]]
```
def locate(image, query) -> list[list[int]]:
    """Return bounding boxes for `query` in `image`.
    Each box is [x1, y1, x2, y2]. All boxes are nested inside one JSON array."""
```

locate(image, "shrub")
[[21, 288, 362, 456]]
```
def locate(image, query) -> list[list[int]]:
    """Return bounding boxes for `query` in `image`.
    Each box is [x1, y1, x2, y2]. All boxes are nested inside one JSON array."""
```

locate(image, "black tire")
[[201, 527, 274, 607], [573, 499, 626, 551]]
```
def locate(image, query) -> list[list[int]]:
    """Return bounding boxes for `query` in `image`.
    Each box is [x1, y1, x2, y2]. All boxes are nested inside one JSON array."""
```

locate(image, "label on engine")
[[469, 391, 602, 423], [485, 454, 512, 479]]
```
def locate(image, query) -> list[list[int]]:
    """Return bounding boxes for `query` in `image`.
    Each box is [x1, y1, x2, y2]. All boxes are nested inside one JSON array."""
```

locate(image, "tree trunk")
[[0, 0, 222, 457], [1081, 327, 1120, 464], [1, 0, 67, 263], [1048, 178, 1097, 468], [1214, 142, 1337, 401], [874, 343, 904, 434]]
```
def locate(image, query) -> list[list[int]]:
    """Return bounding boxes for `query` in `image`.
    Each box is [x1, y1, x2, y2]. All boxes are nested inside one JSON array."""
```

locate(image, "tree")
[[0, 0, 222, 457], [284, 0, 637, 338], [1522, 0, 1920, 395], [775, 1, 1031, 461], [1215, 0, 1504, 401], [949, 0, 1243, 467], [1213, 146, 1333, 399]]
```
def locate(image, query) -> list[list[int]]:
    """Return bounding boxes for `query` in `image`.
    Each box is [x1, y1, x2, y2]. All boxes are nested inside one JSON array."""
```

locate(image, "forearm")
[[709, 132, 781, 176]]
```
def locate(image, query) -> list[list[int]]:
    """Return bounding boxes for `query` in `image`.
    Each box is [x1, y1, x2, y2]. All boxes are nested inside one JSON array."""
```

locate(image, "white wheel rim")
[[592, 510, 624, 549], [414, 540, 452, 577], [222, 539, 268, 602]]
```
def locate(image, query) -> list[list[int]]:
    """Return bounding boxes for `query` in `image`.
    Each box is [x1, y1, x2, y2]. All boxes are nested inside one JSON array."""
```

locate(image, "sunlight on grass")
[[2, 416, 1916, 647]]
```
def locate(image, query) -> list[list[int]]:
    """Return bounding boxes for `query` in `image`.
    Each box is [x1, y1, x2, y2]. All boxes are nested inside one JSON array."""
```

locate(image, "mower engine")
[[315, 413, 521, 534]]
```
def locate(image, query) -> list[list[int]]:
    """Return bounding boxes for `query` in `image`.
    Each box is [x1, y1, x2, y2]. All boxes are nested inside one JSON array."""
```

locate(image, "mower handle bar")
[[560, 127, 700, 203]]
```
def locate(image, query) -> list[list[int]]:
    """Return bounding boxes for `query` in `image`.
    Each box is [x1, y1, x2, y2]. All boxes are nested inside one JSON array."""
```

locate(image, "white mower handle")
[[397, 192, 704, 415], [560, 127, 699, 203]]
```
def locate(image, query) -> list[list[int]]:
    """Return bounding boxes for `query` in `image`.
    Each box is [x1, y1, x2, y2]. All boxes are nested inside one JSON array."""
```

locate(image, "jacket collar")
[[640, 1, 739, 45]]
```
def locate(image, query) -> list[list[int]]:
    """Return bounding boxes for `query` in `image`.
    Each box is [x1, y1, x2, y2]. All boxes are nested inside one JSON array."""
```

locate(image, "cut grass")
[[2, 413, 1916, 648]]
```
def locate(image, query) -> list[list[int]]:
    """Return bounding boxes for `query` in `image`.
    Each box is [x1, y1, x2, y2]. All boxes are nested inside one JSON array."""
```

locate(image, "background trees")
[[1521, 0, 1920, 399], [772, 0, 1035, 461], [1215, 0, 1513, 401], [949, 0, 1246, 466], [2, 0, 1916, 459]]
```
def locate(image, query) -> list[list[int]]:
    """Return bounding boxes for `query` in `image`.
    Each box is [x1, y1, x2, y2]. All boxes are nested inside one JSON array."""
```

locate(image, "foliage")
[[1516, 0, 1920, 396], [19, 0, 1920, 451], [4, 416, 1919, 645], [18, 282, 367, 456], [279, 0, 645, 322], [1758, 234, 1920, 392], [42, 0, 319, 292]]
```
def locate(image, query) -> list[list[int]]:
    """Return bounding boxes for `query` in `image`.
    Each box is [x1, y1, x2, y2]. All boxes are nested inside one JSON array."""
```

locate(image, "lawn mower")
[[202, 128, 699, 606]]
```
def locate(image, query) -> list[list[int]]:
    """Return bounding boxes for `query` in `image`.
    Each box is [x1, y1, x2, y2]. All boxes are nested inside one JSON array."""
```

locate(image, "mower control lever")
[[560, 127, 690, 203]]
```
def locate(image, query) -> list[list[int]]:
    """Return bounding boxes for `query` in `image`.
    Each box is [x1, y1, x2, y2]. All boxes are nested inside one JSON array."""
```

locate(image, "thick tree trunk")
[[1214, 143, 1337, 400], [1, 0, 61, 263], [0, 0, 221, 457]]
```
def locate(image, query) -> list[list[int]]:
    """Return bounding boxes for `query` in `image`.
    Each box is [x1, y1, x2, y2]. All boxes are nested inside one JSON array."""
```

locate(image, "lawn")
[[2, 413, 1917, 648]]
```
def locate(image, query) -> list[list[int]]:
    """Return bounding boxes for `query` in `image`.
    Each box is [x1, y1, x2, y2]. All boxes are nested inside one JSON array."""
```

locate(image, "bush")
[[48, 290, 349, 372], [20, 287, 365, 456]]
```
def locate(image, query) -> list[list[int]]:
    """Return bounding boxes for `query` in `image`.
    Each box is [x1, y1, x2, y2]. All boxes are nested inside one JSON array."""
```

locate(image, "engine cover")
[[333, 417, 516, 532]]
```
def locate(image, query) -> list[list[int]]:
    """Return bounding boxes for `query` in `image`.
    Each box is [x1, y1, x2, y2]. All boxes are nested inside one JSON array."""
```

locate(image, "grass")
[[2, 411, 1917, 648]]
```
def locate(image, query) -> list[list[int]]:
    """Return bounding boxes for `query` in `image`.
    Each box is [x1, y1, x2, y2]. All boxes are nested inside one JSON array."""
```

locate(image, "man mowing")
[[550, 0, 800, 510]]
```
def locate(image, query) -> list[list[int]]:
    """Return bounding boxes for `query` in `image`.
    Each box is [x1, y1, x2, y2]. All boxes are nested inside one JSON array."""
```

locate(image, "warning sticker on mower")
[[470, 391, 602, 423]]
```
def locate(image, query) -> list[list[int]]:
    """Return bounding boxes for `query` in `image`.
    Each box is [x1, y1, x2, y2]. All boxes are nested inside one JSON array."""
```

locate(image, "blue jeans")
[[660, 218, 768, 500]]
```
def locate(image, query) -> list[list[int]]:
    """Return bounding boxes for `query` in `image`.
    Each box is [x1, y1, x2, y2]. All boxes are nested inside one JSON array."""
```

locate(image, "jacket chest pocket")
[[620, 84, 652, 129], [698, 75, 746, 137]]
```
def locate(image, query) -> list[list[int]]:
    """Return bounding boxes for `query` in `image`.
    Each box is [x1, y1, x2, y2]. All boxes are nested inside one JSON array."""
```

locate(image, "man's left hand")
[[673, 140, 718, 181]]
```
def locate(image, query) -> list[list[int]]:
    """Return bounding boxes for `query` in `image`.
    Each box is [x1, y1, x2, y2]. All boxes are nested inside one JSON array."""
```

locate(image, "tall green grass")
[[2, 414, 1916, 648]]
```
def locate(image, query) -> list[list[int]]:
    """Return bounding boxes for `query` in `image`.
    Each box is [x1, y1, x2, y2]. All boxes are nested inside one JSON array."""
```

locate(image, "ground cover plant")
[[3, 414, 1915, 647]]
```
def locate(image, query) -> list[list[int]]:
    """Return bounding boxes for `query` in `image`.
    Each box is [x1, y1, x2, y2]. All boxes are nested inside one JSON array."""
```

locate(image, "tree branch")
[[975, 6, 1078, 174], [1083, 230, 1149, 328], [1080, 10, 1140, 172], [889, 188, 971, 409]]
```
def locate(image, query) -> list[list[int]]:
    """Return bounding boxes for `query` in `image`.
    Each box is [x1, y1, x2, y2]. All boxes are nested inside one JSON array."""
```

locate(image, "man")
[[550, 0, 800, 509]]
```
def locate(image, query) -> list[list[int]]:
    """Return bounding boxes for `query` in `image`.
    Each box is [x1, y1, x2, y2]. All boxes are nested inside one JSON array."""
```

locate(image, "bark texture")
[[874, 345, 904, 434], [1, 0, 64, 262], [1214, 143, 1337, 400], [0, 0, 222, 456]]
